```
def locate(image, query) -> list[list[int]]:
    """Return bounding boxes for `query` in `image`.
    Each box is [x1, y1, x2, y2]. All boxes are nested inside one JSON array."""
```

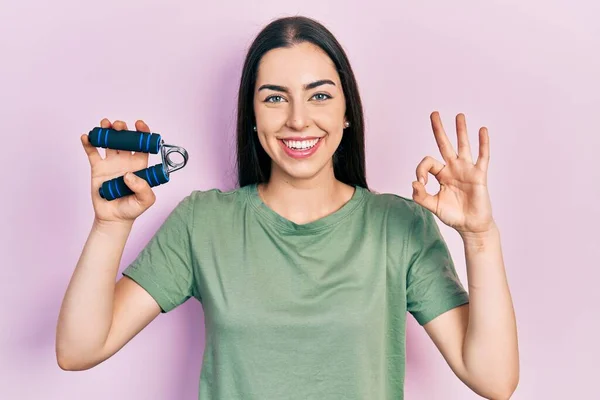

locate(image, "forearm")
[[56, 219, 133, 366], [460, 224, 519, 398]]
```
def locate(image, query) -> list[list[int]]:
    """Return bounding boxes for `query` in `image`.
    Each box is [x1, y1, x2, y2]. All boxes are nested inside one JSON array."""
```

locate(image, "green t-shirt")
[[122, 183, 469, 400]]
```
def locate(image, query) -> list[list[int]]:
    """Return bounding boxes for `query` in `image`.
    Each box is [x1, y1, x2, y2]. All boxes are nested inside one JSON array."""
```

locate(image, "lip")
[[279, 136, 321, 141], [279, 137, 323, 159]]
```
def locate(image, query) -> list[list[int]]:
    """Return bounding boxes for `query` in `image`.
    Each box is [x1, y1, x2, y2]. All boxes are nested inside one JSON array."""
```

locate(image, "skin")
[[57, 119, 161, 371], [253, 42, 355, 225], [57, 40, 518, 399]]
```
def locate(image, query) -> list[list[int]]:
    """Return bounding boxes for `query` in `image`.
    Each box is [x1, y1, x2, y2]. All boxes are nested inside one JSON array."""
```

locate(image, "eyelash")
[[264, 93, 332, 103]]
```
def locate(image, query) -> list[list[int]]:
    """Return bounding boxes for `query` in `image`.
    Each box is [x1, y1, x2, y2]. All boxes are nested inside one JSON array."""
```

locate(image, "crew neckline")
[[246, 183, 366, 234]]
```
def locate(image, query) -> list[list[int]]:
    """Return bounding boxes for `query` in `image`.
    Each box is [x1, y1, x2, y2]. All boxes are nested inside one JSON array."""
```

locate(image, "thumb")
[[412, 181, 436, 214], [124, 172, 155, 205]]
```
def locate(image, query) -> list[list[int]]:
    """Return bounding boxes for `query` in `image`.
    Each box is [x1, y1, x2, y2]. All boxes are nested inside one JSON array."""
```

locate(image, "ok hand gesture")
[[412, 112, 496, 236]]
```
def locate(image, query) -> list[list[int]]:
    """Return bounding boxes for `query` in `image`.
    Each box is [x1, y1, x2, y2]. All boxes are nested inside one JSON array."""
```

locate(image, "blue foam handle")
[[98, 163, 170, 201], [88, 127, 161, 154]]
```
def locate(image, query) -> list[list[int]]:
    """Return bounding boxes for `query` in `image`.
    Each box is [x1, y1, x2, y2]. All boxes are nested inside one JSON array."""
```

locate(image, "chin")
[[282, 166, 325, 181]]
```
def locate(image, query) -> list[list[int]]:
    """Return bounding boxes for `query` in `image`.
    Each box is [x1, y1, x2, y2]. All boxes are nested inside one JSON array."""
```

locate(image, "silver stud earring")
[[253, 125, 257, 132], [344, 121, 350, 129]]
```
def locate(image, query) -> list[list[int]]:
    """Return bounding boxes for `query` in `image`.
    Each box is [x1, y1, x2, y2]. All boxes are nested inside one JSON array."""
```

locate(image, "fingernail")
[[418, 177, 425, 185]]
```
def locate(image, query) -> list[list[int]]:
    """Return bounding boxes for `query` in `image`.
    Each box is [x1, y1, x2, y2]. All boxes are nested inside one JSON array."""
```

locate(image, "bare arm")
[[56, 219, 160, 370], [424, 225, 519, 399], [411, 112, 519, 398], [56, 118, 160, 370]]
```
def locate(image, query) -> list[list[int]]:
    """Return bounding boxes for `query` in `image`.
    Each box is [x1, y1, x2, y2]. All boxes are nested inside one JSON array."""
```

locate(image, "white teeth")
[[282, 138, 320, 150]]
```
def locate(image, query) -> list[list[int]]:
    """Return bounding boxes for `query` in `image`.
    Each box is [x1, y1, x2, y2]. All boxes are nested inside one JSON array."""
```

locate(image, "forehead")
[[256, 42, 341, 86]]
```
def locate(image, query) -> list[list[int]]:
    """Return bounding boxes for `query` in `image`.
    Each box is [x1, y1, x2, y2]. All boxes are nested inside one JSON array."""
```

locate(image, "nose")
[[285, 101, 309, 131]]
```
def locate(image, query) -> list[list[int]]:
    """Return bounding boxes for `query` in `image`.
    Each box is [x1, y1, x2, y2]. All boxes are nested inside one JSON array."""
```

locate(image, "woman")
[[56, 16, 519, 400]]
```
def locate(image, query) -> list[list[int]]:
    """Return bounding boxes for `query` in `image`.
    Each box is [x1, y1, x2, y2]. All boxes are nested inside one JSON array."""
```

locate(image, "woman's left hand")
[[412, 112, 496, 237]]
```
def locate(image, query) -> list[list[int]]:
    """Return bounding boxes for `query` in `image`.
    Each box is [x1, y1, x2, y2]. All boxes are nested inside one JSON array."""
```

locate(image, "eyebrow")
[[257, 79, 336, 93]]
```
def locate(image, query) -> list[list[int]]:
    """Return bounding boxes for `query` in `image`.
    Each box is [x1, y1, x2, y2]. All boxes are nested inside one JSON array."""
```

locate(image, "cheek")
[[256, 132, 272, 155], [313, 110, 343, 136], [313, 100, 345, 127], [255, 108, 288, 134], [257, 132, 280, 162]]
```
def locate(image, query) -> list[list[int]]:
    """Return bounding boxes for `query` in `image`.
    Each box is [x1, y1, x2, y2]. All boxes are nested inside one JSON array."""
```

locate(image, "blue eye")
[[312, 93, 331, 101], [264, 93, 331, 103], [265, 95, 285, 103]]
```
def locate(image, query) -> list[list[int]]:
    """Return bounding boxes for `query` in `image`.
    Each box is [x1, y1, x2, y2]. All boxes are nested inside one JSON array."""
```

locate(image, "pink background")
[[1, 0, 598, 398]]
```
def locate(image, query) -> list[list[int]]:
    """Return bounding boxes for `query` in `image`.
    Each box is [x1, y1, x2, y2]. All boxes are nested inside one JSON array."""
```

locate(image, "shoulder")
[[188, 185, 247, 204], [362, 188, 423, 223], [180, 185, 251, 218]]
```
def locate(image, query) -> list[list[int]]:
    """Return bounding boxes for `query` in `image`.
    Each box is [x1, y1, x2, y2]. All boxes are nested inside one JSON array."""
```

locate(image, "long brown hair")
[[236, 16, 368, 190]]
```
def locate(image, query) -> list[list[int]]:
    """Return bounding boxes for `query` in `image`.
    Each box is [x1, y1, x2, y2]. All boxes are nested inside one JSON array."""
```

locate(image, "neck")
[[258, 163, 355, 225]]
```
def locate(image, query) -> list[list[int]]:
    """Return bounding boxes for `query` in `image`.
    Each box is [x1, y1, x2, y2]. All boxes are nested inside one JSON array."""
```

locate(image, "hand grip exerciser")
[[88, 127, 189, 201]]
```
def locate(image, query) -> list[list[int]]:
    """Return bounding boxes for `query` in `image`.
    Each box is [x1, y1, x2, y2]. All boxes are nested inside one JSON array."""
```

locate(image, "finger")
[[475, 126, 490, 172], [113, 120, 128, 131], [135, 119, 150, 133], [124, 172, 156, 208], [98, 118, 114, 159], [456, 113, 473, 163], [415, 156, 445, 186], [80, 134, 102, 167], [133, 120, 151, 163], [106, 120, 129, 158], [430, 111, 457, 163], [412, 180, 438, 215], [100, 118, 112, 129]]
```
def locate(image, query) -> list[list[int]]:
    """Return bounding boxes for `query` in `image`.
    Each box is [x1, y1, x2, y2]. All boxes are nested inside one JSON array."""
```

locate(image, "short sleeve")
[[122, 193, 197, 313], [406, 204, 469, 326]]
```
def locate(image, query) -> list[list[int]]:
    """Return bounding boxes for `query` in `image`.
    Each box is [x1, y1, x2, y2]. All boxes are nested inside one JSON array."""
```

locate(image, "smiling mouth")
[[281, 138, 321, 150]]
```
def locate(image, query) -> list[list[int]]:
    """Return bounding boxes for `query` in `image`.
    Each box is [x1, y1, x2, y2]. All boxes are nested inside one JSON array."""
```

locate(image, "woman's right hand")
[[81, 118, 157, 224]]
